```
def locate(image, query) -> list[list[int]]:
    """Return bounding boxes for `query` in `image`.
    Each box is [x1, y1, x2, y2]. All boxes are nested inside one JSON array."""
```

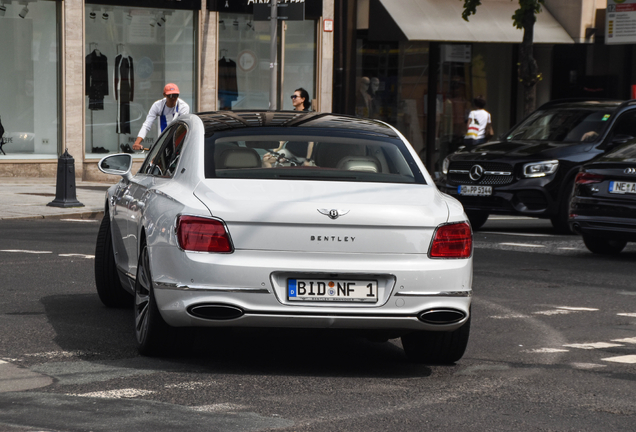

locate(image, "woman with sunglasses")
[[291, 88, 311, 111], [132, 83, 190, 151]]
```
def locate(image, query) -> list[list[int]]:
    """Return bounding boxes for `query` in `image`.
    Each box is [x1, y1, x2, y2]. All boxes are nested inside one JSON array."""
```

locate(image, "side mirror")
[[98, 153, 133, 182], [611, 134, 634, 146]]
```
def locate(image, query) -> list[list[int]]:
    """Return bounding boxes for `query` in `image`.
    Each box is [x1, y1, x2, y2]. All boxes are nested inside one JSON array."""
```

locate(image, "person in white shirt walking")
[[132, 83, 190, 150], [464, 96, 493, 146]]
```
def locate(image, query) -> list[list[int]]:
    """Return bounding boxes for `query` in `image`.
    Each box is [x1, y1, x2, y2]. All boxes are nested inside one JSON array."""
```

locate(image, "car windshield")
[[204, 132, 426, 184], [506, 107, 616, 143]]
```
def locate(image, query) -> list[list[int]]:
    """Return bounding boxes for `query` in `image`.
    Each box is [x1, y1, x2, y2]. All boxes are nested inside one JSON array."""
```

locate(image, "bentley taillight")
[[176, 215, 233, 253], [575, 172, 604, 185], [429, 222, 472, 258]]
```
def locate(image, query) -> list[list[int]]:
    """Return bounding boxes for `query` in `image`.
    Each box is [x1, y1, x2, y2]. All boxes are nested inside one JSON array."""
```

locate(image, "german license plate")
[[609, 181, 636, 194], [458, 185, 492, 196], [288, 279, 378, 302]]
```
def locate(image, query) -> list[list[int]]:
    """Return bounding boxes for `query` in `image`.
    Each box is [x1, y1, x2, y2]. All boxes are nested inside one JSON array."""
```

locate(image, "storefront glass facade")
[[218, 13, 317, 110], [85, 4, 195, 157], [355, 39, 512, 176], [0, 0, 59, 158]]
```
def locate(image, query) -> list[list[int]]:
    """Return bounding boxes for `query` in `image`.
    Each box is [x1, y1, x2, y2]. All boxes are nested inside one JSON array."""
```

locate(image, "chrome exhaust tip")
[[418, 309, 466, 325], [188, 304, 244, 320]]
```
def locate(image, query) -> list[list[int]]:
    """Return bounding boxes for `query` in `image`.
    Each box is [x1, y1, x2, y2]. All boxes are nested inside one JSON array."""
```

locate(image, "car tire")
[[466, 211, 489, 230], [134, 244, 179, 356], [94, 213, 132, 308], [550, 179, 575, 234], [401, 317, 471, 364], [582, 235, 627, 255]]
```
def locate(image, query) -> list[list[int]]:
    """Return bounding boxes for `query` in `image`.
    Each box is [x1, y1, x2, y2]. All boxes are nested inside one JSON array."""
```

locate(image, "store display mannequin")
[[356, 76, 372, 117], [114, 43, 134, 136]]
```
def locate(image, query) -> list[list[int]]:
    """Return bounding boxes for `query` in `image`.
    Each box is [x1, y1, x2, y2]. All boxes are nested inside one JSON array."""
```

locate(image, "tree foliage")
[[462, 0, 546, 115]]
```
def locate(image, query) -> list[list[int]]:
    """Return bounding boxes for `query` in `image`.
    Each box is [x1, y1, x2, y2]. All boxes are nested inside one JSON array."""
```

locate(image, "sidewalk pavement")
[[0, 177, 115, 221]]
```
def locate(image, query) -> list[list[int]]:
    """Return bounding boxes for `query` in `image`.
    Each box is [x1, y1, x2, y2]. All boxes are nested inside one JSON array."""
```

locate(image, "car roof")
[[537, 99, 632, 110], [196, 110, 399, 138]]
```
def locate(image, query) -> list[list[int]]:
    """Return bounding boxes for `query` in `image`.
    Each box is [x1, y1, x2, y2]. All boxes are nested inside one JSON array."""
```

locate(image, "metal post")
[[47, 148, 84, 208], [269, 0, 278, 110]]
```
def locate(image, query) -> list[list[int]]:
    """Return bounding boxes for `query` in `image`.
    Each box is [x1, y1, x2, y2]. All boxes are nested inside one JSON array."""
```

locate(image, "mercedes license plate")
[[458, 185, 492, 196], [288, 279, 378, 303], [609, 181, 636, 194]]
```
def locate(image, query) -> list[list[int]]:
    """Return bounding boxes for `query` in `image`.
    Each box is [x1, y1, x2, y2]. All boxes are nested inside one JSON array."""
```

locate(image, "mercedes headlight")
[[442, 156, 450, 175], [523, 160, 559, 178]]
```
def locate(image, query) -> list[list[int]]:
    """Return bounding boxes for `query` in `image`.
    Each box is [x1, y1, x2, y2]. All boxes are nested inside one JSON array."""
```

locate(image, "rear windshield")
[[506, 107, 616, 143], [204, 132, 426, 184]]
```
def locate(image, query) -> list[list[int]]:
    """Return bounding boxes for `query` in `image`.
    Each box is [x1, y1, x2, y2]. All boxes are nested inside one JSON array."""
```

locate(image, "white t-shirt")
[[465, 109, 491, 140], [137, 98, 190, 140]]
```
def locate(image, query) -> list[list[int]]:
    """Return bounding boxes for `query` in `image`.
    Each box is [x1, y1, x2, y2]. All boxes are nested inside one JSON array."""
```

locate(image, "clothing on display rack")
[[218, 54, 238, 109], [86, 48, 109, 111], [114, 49, 135, 134]]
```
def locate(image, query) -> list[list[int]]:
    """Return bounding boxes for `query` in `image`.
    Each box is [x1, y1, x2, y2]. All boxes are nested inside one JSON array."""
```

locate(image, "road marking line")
[[525, 348, 569, 353], [71, 388, 155, 399], [499, 243, 546, 248], [618, 291, 636, 296], [59, 254, 95, 259], [571, 363, 607, 369], [563, 342, 624, 350], [60, 219, 98, 223], [556, 307, 599, 311], [618, 313, 636, 317], [487, 216, 536, 220], [0, 249, 52, 254], [0, 360, 7, 365], [481, 231, 553, 237], [601, 355, 636, 364], [191, 403, 248, 412], [612, 337, 636, 344], [489, 314, 529, 319], [534, 309, 573, 315], [558, 247, 579, 251]]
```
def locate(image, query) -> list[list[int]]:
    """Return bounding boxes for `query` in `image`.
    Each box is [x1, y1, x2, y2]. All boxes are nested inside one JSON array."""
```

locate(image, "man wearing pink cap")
[[132, 83, 190, 150]]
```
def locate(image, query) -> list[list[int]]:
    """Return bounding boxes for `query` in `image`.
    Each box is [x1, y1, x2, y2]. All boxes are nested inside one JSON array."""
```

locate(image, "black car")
[[569, 141, 636, 254], [436, 99, 636, 232]]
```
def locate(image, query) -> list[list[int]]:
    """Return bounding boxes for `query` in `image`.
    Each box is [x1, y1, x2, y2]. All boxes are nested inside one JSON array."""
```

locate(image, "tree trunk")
[[519, 6, 538, 116]]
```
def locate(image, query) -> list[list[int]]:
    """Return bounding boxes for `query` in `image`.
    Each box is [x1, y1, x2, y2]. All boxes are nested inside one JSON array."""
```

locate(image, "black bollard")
[[47, 148, 84, 208]]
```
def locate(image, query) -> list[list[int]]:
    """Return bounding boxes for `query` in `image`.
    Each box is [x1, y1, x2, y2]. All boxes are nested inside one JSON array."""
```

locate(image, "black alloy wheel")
[[550, 179, 575, 234], [466, 210, 489, 231], [582, 235, 627, 255], [401, 316, 471, 364]]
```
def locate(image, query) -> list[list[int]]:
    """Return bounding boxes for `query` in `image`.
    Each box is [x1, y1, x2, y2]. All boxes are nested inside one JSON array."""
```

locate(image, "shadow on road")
[[40, 293, 437, 379]]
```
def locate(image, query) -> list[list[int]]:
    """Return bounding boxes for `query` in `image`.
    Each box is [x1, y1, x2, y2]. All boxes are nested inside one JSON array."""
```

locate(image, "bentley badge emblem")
[[318, 209, 350, 220], [469, 164, 484, 181]]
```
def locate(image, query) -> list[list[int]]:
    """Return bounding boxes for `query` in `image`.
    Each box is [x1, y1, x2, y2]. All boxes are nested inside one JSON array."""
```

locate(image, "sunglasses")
[[290, 95, 299, 100], [167, 94, 179, 99]]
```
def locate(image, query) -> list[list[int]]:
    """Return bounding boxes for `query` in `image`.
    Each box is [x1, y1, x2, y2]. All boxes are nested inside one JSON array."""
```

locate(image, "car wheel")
[[134, 244, 177, 356], [94, 213, 132, 308], [466, 211, 489, 230], [582, 235, 627, 255], [401, 317, 471, 364], [550, 179, 575, 234]]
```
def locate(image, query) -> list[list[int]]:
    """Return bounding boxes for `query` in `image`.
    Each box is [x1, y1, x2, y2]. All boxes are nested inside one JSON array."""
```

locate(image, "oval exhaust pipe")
[[188, 304, 244, 320], [418, 309, 466, 325]]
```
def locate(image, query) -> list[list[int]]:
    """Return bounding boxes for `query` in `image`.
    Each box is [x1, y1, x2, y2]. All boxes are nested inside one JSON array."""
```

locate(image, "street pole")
[[269, 0, 278, 110]]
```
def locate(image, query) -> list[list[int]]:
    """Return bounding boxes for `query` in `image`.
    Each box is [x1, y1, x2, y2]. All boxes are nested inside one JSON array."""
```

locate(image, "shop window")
[[85, 5, 195, 158], [0, 0, 59, 158], [218, 13, 317, 111]]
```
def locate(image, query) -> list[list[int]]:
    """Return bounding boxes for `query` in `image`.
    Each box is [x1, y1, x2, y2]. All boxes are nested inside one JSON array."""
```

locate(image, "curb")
[[0, 211, 105, 221]]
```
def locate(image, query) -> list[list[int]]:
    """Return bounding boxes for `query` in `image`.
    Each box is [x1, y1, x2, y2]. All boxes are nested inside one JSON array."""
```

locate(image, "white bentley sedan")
[[95, 111, 473, 364]]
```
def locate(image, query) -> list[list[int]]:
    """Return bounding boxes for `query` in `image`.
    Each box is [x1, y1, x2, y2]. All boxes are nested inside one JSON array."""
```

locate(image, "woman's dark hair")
[[296, 87, 311, 111], [473, 96, 487, 109]]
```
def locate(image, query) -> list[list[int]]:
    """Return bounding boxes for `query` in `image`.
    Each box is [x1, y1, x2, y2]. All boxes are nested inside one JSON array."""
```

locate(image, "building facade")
[[0, 0, 333, 180]]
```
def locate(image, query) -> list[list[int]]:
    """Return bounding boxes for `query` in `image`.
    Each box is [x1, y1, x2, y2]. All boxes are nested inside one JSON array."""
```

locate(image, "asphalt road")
[[0, 216, 635, 431]]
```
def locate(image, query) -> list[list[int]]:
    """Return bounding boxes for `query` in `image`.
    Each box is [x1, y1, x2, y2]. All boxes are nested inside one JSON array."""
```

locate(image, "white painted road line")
[[563, 342, 624, 350], [556, 307, 599, 312], [58, 254, 95, 259], [0, 250, 52, 254], [601, 355, 636, 364], [70, 389, 156, 399], [481, 231, 553, 237], [525, 348, 569, 353], [499, 243, 546, 248], [618, 313, 636, 317], [60, 219, 98, 223], [570, 363, 607, 369], [612, 337, 636, 344]]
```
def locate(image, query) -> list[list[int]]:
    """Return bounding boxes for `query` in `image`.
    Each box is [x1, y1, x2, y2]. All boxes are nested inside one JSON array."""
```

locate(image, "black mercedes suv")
[[436, 99, 636, 232]]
